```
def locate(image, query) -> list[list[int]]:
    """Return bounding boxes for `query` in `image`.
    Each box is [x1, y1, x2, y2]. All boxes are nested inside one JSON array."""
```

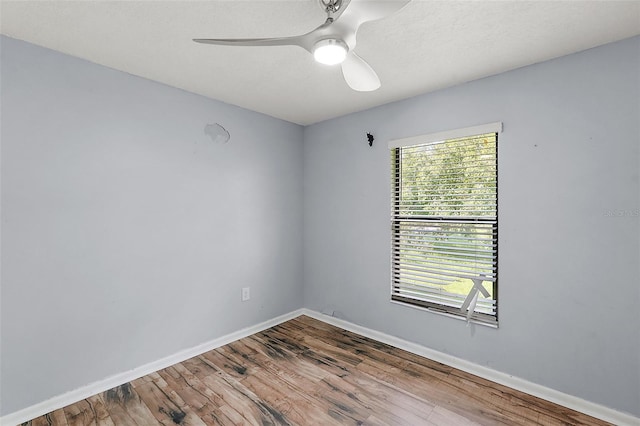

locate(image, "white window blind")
[[390, 124, 500, 325]]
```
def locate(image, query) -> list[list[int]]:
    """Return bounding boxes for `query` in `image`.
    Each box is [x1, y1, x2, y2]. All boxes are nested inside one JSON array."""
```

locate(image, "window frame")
[[389, 122, 502, 326]]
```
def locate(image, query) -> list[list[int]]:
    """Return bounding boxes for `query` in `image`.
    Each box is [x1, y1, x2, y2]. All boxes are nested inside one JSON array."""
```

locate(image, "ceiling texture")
[[1, 1, 639, 125]]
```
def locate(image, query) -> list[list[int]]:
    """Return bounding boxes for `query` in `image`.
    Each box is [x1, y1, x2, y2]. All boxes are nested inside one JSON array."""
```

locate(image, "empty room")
[[1, 0, 639, 425]]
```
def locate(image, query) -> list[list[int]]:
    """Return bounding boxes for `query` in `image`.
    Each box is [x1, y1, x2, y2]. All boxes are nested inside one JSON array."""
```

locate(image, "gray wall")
[[303, 36, 640, 416], [0, 36, 304, 415], [2, 33, 639, 418]]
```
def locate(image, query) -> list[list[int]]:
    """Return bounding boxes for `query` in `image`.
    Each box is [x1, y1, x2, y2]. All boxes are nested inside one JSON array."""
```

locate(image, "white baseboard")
[[300, 309, 639, 426], [3, 307, 638, 426], [0, 309, 305, 426]]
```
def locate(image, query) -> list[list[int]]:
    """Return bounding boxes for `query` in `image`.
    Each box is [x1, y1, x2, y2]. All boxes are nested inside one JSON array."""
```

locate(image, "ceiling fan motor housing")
[[321, 0, 344, 14]]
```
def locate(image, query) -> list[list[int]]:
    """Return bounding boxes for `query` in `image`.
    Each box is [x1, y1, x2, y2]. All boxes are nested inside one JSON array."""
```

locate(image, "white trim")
[[388, 121, 503, 149], [3, 307, 638, 426], [0, 309, 305, 426], [389, 300, 498, 328], [300, 309, 639, 426]]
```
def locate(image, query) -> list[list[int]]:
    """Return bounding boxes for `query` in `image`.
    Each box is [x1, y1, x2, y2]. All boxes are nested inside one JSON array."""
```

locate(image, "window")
[[389, 123, 501, 326]]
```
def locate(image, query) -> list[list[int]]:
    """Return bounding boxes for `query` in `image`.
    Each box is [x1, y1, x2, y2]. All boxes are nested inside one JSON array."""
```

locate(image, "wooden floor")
[[23, 315, 610, 426]]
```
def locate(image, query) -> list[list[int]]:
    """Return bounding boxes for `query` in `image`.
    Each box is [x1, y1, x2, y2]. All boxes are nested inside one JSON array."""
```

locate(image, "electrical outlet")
[[241, 287, 250, 301]]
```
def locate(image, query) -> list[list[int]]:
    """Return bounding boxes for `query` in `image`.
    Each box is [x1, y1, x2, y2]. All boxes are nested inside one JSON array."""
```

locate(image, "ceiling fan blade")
[[341, 52, 380, 92], [193, 36, 305, 48], [194, 19, 335, 53]]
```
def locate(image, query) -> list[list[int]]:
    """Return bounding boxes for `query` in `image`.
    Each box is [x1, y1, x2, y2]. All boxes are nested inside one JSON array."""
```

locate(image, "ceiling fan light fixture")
[[313, 39, 348, 65]]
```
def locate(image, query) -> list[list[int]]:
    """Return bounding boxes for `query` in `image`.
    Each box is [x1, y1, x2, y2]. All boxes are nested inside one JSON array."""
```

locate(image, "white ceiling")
[[1, 1, 639, 125]]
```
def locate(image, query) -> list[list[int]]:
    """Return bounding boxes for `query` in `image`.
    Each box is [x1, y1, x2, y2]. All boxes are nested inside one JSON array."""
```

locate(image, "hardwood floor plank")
[[23, 315, 613, 426], [191, 355, 286, 425], [24, 416, 52, 426], [296, 317, 452, 378], [102, 383, 159, 426], [427, 405, 483, 426], [238, 365, 333, 424], [157, 368, 235, 425], [169, 361, 252, 425], [213, 340, 348, 424], [223, 339, 330, 386], [62, 400, 96, 426], [85, 395, 114, 426], [315, 372, 422, 425], [339, 366, 437, 424], [441, 369, 546, 425], [128, 374, 153, 388], [201, 346, 256, 381], [248, 329, 432, 425], [156, 365, 191, 391], [43, 409, 69, 426], [56, 409, 71, 426], [256, 328, 311, 354], [136, 377, 206, 426]]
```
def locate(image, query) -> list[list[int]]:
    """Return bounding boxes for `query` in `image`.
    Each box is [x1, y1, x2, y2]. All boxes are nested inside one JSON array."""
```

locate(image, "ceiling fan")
[[193, 0, 411, 92]]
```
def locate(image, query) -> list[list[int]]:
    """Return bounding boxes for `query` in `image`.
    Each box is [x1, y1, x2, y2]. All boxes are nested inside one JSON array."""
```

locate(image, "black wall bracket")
[[366, 132, 374, 147]]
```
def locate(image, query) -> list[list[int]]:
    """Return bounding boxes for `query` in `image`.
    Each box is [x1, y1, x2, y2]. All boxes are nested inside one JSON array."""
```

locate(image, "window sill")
[[390, 300, 499, 329]]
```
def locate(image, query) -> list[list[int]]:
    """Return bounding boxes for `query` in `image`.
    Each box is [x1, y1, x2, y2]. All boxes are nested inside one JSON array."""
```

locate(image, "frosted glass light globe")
[[313, 39, 348, 65]]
